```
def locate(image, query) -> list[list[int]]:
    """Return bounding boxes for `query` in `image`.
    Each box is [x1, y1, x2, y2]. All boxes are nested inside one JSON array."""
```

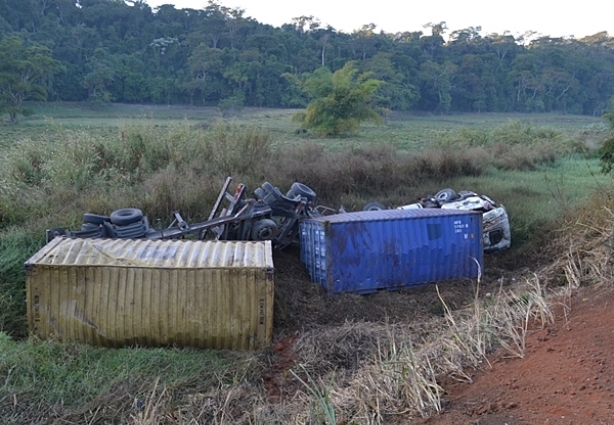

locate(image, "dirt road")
[[418, 286, 614, 425]]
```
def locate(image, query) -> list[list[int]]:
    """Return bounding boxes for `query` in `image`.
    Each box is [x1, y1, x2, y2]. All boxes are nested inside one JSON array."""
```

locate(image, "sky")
[[144, 0, 614, 40]]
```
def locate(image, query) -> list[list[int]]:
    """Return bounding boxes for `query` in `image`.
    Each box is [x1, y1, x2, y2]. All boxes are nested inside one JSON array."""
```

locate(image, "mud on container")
[[25, 238, 274, 350], [300, 209, 483, 294]]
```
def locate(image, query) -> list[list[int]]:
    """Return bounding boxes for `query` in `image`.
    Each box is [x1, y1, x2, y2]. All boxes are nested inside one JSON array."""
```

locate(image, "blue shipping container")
[[300, 209, 483, 294]]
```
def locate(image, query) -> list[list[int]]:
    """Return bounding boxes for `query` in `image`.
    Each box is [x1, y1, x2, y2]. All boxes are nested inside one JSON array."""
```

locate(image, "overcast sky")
[[144, 0, 613, 40]]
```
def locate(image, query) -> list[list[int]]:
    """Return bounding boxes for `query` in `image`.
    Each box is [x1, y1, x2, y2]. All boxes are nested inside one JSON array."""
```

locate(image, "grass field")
[[3, 102, 608, 149], [0, 102, 613, 424]]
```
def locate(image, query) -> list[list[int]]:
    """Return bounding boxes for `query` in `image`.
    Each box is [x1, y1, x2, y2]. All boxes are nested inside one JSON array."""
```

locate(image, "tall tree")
[[82, 47, 116, 104], [364, 52, 419, 110], [417, 60, 456, 113], [0, 35, 62, 121], [186, 43, 224, 104]]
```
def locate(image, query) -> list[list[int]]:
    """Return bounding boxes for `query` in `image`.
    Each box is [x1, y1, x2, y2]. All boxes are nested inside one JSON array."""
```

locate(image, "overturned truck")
[[46, 177, 337, 250], [46, 180, 509, 253], [363, 188, 511, 253]]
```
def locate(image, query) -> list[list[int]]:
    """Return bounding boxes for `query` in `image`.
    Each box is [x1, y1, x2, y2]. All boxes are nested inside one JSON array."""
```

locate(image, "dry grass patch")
[[253, 275, 556, 423]]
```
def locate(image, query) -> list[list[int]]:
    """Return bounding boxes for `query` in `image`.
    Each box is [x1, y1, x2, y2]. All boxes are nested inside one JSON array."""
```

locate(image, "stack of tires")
[[81, 208, 149, 239]]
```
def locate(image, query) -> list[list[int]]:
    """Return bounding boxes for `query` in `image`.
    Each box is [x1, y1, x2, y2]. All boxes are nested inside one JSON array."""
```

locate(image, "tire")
[[110, 208, 143, 226], [251, 219, 278, 241], [83, 213, 110, 225], [287, 182, 316, 202], [254, 187, 267, 201], [81, 223, 100, 231], [103, 220, 147, 239], [261, 182, 277, 196], [113, 220, 148, 238], [362, 201, 386, 211], [435, 188, 457, 203]]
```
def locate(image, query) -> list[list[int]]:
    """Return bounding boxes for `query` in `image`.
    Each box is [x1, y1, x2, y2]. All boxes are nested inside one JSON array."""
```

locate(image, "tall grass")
[[445, 156, 608, 248], [268, 275, 554, 423], [0, 122, 275, 227], [0, 334, 251, 424], [435, 120, 580, 170], [266, 121, 581, 207], [0, 228, 43, 337], [1, 119, 589, 230]]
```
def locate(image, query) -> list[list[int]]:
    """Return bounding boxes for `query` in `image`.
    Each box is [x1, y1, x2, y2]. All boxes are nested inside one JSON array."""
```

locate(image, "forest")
[[0, 0, 613, 118]]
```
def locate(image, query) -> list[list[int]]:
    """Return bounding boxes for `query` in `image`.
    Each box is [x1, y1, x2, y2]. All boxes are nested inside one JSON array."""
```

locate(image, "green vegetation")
[[598, 98, 614, 173], [0, 36, 63, 122], [0, 228, 41, 337], [291, 62, 384, 135], [444, 157, 607, 246], [0, 333, 249, 423], [0, 1, 613, 119], [0, 104, 613, 423]]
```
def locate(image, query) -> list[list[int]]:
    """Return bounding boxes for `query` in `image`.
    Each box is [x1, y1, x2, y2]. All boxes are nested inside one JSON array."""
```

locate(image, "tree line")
[[0, 0, 613, 120]]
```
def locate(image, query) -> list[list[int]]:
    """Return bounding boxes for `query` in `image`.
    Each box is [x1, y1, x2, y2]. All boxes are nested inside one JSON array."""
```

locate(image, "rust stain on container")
[[25, 238, 274, 350]]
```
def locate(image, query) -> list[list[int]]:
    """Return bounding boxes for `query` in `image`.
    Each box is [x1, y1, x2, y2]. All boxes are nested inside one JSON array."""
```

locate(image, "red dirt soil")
[[417, 286, 614, 425]]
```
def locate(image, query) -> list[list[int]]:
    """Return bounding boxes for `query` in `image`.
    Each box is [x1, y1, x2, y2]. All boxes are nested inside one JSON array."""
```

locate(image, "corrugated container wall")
[[25, 238, 274, 350], [300, 209, 483, 294]]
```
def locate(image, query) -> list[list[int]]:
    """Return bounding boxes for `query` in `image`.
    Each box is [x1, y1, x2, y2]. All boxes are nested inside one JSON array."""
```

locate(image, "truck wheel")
[[435, 188, 457, 203], [110, 208, 143, 226], [287, 182, 316, 202], [251, 219, 278, 241], [362, 202, 386, 211]]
